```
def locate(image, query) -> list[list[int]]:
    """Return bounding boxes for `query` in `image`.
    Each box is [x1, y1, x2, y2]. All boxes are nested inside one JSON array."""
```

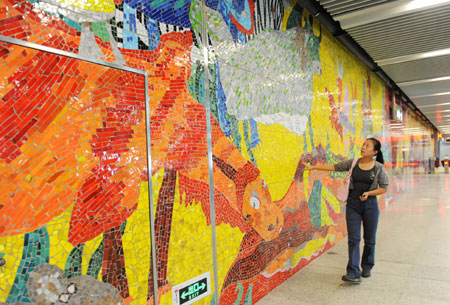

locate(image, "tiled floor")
[[256, 173, 450, 305]]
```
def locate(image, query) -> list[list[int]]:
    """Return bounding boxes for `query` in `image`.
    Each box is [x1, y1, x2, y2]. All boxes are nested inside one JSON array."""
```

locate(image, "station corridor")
[[1, 0, 448, 304], [257, 173, 450, 305]]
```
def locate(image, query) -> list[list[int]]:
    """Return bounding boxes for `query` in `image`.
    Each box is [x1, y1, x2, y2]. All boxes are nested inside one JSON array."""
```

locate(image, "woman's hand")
[[302, 163, 334, 171], [360, 188, 387, 201], [360, 192, 369, 201]]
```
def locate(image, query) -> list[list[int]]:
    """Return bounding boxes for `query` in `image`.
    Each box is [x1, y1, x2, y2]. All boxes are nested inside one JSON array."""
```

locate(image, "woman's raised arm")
[[304, 163, 335, 171]]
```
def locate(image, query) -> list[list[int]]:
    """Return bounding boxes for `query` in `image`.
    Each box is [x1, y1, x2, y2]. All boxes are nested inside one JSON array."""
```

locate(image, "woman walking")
[[305, 138, 389, 283]]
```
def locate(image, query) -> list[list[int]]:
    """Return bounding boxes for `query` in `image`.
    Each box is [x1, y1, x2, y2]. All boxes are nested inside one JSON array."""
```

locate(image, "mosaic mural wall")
[[0, 0, 434, 304]]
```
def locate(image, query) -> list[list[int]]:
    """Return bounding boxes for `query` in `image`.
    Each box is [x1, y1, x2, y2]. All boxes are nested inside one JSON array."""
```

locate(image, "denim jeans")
[[346, 196, 380, 277]]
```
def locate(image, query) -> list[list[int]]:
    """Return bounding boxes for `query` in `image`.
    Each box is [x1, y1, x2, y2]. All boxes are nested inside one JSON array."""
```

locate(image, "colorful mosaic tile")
[[0, 0, 435, 304]]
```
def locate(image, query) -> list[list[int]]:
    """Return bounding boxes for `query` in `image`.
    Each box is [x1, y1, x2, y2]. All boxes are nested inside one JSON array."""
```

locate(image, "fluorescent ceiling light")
[[423, 109, 450, 114], [335, 0, 450, 29], [419, 103, 450, 108], [425, 114, 450, 118], [377, 48, 450, 66], [405, 0, 450, 9], [398, 76, 450, 87], [412, 92, 450, 99]]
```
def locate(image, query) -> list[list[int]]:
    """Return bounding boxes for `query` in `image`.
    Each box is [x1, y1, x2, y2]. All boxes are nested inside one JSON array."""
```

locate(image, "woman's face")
[[360, 139, 377, 158]]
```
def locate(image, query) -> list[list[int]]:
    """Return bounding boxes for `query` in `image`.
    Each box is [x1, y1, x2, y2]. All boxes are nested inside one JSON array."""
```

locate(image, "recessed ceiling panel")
[[412, 95, 450, 108], [420, 103, 450, 114], [346, 4, 450, 60], [319, 0, 395, 16], [401, 79, 450, 97], [382, 54, 450, 83]]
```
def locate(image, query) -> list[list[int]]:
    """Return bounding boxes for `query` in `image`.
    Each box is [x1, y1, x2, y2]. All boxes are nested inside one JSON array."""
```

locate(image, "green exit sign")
[[396, 109, 403, 121], [172, 272, 211, 305]]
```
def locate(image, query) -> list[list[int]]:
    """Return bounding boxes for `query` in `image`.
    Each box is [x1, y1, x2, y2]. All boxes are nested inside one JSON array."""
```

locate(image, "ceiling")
[[318, 0, 450, 136]]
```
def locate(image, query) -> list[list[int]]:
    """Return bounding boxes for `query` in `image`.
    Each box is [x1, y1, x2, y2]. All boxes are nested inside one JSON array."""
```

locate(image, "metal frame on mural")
[[0, 34, 160, 304], [200, 0, 220, 304]]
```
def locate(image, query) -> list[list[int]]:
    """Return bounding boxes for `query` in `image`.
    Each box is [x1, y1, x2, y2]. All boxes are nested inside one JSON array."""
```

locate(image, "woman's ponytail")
[[368, 138, 385, 164], [375, 151, 384, 164]]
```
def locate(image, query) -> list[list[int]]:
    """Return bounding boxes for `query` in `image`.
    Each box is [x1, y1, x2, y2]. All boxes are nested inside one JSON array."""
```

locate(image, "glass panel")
[[0, 43, 152, 304]]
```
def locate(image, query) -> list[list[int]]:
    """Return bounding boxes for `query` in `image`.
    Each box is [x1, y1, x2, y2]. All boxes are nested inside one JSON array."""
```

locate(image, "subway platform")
[[256, 173, 450, 305]]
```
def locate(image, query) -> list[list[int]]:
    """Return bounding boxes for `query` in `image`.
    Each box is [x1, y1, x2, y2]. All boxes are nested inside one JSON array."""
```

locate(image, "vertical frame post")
[[200, 1, 220, 304], [144, 72, 160, 304]]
